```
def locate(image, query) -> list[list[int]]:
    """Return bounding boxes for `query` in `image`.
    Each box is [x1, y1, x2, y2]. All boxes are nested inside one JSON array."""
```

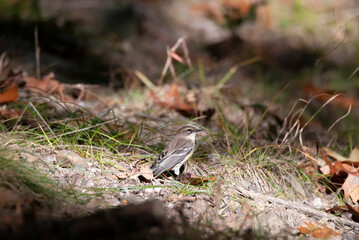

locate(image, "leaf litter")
[[0, 45, 358, 239]]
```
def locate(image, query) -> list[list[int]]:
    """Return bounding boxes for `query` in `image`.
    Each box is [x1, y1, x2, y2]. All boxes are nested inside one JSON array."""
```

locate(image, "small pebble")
[[312, 198, 323, 209], [145, 188, 154, 193], [44, 154, 57, 164], [83, 180, 94, 187]]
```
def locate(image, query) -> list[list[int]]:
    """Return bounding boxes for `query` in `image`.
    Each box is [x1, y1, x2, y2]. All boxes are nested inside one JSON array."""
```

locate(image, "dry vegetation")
[[1, 0, 359, 239]]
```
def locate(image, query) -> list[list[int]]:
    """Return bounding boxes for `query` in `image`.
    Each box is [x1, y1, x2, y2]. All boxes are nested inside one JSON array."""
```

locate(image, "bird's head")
[[176, 125, 202, 138]]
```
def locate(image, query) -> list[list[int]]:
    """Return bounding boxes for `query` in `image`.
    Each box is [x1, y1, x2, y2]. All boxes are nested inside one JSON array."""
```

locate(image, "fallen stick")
[[236, 186, 359, 229]]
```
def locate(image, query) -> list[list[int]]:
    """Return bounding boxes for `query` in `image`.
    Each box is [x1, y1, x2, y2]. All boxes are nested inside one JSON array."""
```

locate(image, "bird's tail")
[[150, 164, 159, 177]]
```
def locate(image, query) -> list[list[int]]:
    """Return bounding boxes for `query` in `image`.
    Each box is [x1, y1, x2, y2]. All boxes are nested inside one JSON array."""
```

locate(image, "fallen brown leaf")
[[115, 165, 154, 181], [326, 205, 350, 212], [150, 83, 215, 119], [302, 83, 356, 109], [326, 203, 359, 219], [176, 173, 216, 185], [320, 148, 359, 202], [344, 202, 359, 219], [297, 221, 341, 239], [322, 147, 348, 162], [342, 174, 359, 203], [0, 108, 19, 119], [0, 84, 18, 103], [319, 165, 331, 176], [320, 152, 335, 175], [25, 72, 65, 100], [349, 148, 359, 162], [334, 162, 359, 176], [149, 83, 194, 114], [138, 165, 154, 180]]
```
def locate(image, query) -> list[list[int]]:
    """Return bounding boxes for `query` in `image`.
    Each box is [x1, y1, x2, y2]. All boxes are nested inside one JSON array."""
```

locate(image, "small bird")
[[151, 125, 202, 178]]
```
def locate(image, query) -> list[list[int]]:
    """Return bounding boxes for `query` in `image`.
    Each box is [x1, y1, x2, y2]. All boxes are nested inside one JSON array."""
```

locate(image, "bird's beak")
[[195, 129, 202, 132]]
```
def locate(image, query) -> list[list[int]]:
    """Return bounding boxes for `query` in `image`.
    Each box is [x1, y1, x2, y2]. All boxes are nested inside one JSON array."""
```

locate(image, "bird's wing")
[[151, 147, 192, 177]]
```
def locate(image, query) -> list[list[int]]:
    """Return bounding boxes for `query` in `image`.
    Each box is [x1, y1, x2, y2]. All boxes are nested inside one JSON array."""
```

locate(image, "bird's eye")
[[186, 128, 193, 133]]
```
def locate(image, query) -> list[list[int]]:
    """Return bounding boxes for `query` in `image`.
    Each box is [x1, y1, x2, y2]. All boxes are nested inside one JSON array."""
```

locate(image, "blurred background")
[[0, 0, 358, 143]]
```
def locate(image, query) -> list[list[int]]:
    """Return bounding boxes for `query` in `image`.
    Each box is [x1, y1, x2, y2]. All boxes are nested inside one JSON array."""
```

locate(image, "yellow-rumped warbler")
[[151, 125, 202, 178]]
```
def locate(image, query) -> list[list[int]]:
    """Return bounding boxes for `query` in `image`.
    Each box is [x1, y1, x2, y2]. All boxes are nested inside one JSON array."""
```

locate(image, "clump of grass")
[[0, 146, 86, 204], [202, 109, 323, 202]]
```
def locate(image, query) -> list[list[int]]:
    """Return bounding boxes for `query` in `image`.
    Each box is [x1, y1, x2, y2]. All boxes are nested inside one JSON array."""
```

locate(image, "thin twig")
[[34, 26, 41, 78], [56, 119, 117, 138], [11, 102, 30, 132], [167, 46, 176, 80], [158, 37, 193, 86], [349, 65, 359, 80], [0, 52, 9, 75], [236, 186, 359, 229], [135, 70, 157, 91], [158, 47, 173, 86], [328, 103, 351, 132], [29, 102, 58, 141], [180, 38, 192, 68]]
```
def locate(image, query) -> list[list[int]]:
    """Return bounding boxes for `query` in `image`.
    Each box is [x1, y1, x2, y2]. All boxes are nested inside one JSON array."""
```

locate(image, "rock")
[[83, 180, 94, 188], [256, 207, 285, 236], [57, 150, 89, 169], [342, 233, 358, 240], [312, 198, 323, 209], [123, 193, 145, 205], [44, 154, 57, 164], [20, 152, 38, 162], [70, 173, 84, 185], [192, 200, 208, 216], [102, 195, 121, 207]]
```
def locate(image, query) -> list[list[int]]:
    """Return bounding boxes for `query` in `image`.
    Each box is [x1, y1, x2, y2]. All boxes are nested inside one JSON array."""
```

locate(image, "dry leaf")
[[150, 83, 215, 119], [349, 147, 359, 162], [0, 108, 19, 119], [302, 83, 355, 109], [326, 205, 350, 212], [177, 173, 216, 185], [334, 162, 359, 176], [127, 165, 153, 181], [169, 52, 184, 63], [112, 165, 153, 181], [320, 148, 359, 202], [323, 147, 359, 163], [297, 221, 341, 239], [319, 165, 331, 175], [322, 147, 348, 162], [25, 72, 65, 100], [342, 174, 359, 203], [149, 83, 194, 114], [0, 84, 18, 103], [327, 203, 359, 219], [320, 152, 336, 175], [138, 165, 154, 180], [344, 203, 359, 218]]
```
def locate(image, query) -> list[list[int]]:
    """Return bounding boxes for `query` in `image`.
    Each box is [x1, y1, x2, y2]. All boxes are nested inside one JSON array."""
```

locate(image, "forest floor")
[[1, 1, 359, 239], [1, 72, 358, 239]]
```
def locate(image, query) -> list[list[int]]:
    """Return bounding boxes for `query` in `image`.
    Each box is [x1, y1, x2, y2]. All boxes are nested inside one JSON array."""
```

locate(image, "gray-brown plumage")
[[151, 125, 201, 178]]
